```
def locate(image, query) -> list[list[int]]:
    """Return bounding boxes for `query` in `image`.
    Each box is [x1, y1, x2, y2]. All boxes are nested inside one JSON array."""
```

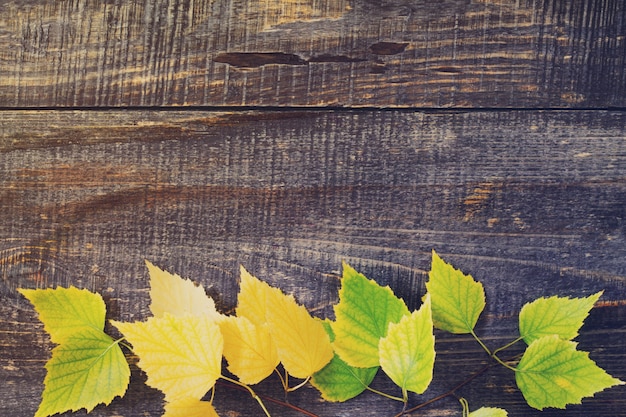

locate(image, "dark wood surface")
[[0, 0, 625, 108], [1, 109, 625, 416], [1, 0, 626, 416]]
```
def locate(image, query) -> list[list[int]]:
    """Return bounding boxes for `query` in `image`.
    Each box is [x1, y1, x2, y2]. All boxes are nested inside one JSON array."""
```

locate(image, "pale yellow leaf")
[[236, 265, 273, 325], [220, 316, 279, 385], [112, 313, 223, 401], [266, 287, 333, 379], [163, 398, 219, 417], [146, 260, 222, 321]]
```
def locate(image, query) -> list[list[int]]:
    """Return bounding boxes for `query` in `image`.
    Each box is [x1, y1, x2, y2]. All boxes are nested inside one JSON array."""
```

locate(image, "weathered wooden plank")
[[0, 109, 625, 416], [0, 0, 624, 108]]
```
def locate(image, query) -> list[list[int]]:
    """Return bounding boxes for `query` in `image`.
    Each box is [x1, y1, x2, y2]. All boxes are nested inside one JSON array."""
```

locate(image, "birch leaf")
[[163, 398, 219, 417], [519, 291, 603, 344], [426, 250, 485, 334], [379, 294, 435, 395], [516, 335, 624, 410], [236, 265, 274, 325], [146, 260, 222, 321], [220, 315, 279, 385], [19, 287, 130, 417], [265, 285, 333, 378], [332, 262, 410, 368], [112, 313, 223, 401], [469, 407, 509, 417]]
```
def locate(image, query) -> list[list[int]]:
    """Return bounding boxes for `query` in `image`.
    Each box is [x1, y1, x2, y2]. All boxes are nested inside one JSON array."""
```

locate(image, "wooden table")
[[1, 1, 625, 416]]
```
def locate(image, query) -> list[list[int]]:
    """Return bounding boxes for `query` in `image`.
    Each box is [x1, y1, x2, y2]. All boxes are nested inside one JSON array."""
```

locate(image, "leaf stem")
[[287, 376, 311, 392], [470, 329, 492, 356], [492, 336, 524, 357], [365, 386, 406, 403], [220, 375, 272, 417], [459, 397, 470, 417]]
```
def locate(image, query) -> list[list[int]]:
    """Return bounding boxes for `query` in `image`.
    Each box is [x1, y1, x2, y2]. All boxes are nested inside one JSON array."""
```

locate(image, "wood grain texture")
[[1, 109, 625, 416], [0, 0, 624, 108]]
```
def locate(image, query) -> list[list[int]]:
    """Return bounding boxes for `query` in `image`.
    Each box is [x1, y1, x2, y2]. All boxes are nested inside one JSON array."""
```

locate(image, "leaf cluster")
[[19, 252, 624, 417]]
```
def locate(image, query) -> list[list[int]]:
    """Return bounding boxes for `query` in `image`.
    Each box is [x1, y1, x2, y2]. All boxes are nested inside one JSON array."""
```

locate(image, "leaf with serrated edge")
[[469, 407, 508, 417], [146, 260, 222, 321], [19, 287, 107, 345], [332, 262, 410, 368], [516, 334, 624, 410], [163, 398, 219, 417], [220, 315, 279, 385], [19, 287, 130, 417], [519, 291, 602, 344], [265, 283, 333, 378], [112, 313, 223, 401], [236, 265, 273, 325], [311, 321, 378, 402], [426, 250, 485, 334], [35, 329, 130, 417], [379, 294, 435, 394]]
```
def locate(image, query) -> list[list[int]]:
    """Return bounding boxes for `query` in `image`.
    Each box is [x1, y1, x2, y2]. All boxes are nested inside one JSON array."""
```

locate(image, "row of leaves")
[[19, 250, 623, 417]]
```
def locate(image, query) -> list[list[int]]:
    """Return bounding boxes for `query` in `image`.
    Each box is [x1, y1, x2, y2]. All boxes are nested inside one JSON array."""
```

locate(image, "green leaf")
[[19, 287, 130, 417], [311, 321, 378, 402], [332, 262, 410, 368], [18, 287, 108, 345], [519, 291, 602, 344], [426, 250, 485, 334], [469, 407, 508, 417], [378, 294, 435, 395], [36, 329, 130, 417], [516, 334, 624, 410]]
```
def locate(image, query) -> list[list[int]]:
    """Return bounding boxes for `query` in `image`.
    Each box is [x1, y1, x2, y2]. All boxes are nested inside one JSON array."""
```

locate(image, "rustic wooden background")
[[1, 0, 625, 416]]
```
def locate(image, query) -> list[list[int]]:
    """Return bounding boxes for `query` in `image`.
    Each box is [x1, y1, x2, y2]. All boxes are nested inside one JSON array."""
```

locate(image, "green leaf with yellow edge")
[[112, 313, 223, 401], [19, 287, 130, 417], [332, 262, 410, 368], [220, 315, 279, 385], [426, 250, 485, 334], [519, 291, 603, 344], [265, 281, 333, 379], [516, 334, 624, 410], [469, 407, 508, 417], [163, 398, 219, 417], [146, 260, 222, 321], [311, 321, 378, 402], [379, 294, 435, 395], [19, 286, 108, 345]]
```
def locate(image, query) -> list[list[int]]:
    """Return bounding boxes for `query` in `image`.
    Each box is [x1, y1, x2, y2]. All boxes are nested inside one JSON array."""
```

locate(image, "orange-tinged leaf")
[[112, 313, 223, 401], [220, 316, 279, 385], [163, 398, 219, 417], [236, 266, 274, 325], [266, 287, 333, 379], [146, 260, 222, 321]]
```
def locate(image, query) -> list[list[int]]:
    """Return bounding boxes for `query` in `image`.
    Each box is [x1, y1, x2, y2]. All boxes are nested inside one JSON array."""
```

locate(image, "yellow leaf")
[[163, 398, 219, 417], [266, 286, 333, 379], [146, 260, 222, 321], [220, 316, 279, 385], [236, 265, 273, 325], [112, 313, 223, 401]]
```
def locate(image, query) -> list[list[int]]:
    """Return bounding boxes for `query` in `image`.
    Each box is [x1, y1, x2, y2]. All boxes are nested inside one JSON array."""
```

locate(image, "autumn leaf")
[[163, 398, 219, 417], [516, 335, 624, 409], [146, 260, 222, 321], [265, 283, 333, 378], [469, 406, 508, 417], [112, 313, 223, 401], [236, 265, 273, 325], [379, 294, 435, 395], [519, 291, 603, 344], [426, 250, 485, 334], [19, 287, 130, 417], [332, 262, 410, 368], [220, 315, 279, 385]]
